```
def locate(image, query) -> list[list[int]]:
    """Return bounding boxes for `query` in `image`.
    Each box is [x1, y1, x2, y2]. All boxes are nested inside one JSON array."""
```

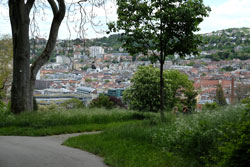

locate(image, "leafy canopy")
[[108, 0, 211, 59], [123, 66, 197, 112]]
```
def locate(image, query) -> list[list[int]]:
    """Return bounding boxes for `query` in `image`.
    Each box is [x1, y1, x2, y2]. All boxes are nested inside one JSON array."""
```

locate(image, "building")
[[76, 86, 97, 95], [89, 46, 104, 58], [56, 55, 71, 64], [107, 88, 124, 98]]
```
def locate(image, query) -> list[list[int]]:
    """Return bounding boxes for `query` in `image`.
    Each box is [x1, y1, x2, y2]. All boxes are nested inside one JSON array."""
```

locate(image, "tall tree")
[[8, 0, 66, 113], [215, 84, 227, 106], [108, 0, 210, 120], [4, 0, 107, 113]]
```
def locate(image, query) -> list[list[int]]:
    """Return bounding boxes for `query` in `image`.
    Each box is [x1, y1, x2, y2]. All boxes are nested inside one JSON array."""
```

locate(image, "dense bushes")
[[123, 66, 197, 112], [214, 104, 250, 167], [89, 95, 125, 109], [60, 98, 85, 109]]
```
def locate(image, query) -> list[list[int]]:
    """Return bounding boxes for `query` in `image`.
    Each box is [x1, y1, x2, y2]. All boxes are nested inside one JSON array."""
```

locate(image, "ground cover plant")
[[64, 104, 249, 167], [0, 103, 145, 136]]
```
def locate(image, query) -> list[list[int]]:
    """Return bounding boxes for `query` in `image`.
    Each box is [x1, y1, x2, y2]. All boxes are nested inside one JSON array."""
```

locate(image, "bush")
[[89, 95, 115, 109], [215, 106, 250, 167], [203, 102, 218, 110], [108, 96, 126, 109], [123, 66, 172, 112], [151, 105, 246, 167], [0, 100, 6, 113], [123, 66, 196, 112], [61, 98, 85, 109]]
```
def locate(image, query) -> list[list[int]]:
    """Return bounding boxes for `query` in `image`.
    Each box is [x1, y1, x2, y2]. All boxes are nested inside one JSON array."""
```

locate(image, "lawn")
[[0, 106, 145, 136], [1, 104, 249, 167]]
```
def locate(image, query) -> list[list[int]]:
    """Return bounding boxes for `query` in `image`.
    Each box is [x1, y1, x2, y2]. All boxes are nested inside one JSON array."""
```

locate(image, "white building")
[[89, 46, 104, 58], [56, 55, 71, 64]]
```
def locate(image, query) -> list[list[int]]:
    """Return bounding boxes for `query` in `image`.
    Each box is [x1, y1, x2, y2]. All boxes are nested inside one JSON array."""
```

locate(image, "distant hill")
[[200, 27, 250, 61], [88, 28, 250, 60], [86, 34, 123, 52]]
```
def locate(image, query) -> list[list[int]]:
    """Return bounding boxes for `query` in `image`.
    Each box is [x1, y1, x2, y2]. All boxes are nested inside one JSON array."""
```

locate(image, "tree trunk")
[[159, 60, 165, 121], [9, 1, 33, 113], [9, 0, 66, 114]]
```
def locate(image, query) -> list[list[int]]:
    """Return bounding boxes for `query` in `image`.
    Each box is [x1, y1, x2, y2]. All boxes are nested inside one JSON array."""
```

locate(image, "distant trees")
[[108, 0, 210, 120], [215, 84, 227, 106], [0, 36, 12, 99], [201, 28, 250, 61], [123, 66, 197, 112]]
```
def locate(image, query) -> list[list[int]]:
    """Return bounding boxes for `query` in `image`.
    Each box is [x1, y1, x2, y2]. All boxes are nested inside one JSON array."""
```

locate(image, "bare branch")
[[30, 0, 66, 82], [47, 0, 58, 15], [26, 0, 35, 13]]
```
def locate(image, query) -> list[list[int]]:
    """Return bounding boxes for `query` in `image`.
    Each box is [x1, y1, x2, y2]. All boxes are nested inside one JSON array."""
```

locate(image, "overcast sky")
[[0, 0, 250, 39]]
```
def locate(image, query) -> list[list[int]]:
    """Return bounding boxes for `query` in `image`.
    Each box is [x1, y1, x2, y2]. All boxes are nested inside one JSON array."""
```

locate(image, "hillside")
[[200, 27, 250, 61], [88, 27, 250, 60]]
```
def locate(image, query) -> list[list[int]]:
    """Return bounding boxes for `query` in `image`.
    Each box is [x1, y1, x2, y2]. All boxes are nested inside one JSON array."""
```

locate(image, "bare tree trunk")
[[9, 0, 33, 113], [9, 0, 65, 114]]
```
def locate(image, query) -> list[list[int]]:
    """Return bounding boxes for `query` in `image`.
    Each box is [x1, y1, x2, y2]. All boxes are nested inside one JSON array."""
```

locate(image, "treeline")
[[200, 27, 250, 61]]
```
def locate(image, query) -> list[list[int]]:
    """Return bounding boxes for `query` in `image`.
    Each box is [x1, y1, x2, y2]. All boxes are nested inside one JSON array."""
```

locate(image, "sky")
[[0, 0, 250, 39]]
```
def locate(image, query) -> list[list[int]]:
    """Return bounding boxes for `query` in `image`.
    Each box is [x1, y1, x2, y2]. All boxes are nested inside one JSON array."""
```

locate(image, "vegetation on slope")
[[200, 27, 250, 60], [64, 104, 250, 167]]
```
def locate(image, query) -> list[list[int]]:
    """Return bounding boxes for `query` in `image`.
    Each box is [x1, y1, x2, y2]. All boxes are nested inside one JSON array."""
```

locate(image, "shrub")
[[0, 100, 6, 113], [61, 98, 85, 109], [89, 95, 115, 109], [151, 105, 245, 166], [203, 102, 218, 110], [215, 107, 250, 167], [123, 66, 196, 112], [108, 96, 126, 109]]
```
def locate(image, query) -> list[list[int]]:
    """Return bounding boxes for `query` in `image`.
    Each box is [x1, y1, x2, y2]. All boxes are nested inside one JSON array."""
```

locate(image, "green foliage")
[[108, 0, 210, 58], [64, 105, 247, 167], [123, 66, 197, 112], [0, 107, 140, 136], [64, 120, 173, 167], [0, 36, 12, 98], [81, 65, 89, 71], [217, 119, 250, 167], [215, 84, 227, 106], [0, 100, 6, 113], [60, 98, 85, 109], [203, 102, 219, 110], [123, 66, 172, 112], [89, 95, 115, 109], [165, 69, 197, 111], [109, 0, 210, 119], [201, 28, 250, 61], [241, 97, 250, 105]]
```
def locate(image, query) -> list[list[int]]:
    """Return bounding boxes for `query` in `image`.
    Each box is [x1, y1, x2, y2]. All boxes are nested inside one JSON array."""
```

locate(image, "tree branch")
[[26, 0, 35, 14], [48, 0, 58, 15], [30, 0, 65, 82]]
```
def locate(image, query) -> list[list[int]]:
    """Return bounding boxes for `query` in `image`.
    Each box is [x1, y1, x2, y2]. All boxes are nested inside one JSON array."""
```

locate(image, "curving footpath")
[[0, 132, 106, 167]]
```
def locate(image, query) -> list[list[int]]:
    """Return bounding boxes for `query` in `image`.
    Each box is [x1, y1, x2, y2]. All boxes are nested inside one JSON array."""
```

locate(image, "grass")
[[1, 104, 249, 167], [0, 107, 147, 136], [64, 121, 175, 167], [64, 104, 248, 167]]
